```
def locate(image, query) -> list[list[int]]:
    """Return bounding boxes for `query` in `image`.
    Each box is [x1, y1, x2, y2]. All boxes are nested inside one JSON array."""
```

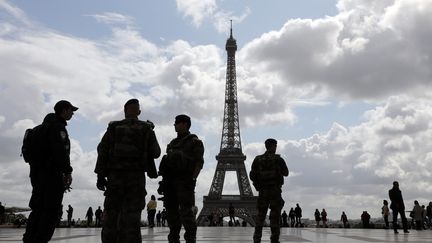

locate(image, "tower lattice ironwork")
[[197, 23, 258, 226]]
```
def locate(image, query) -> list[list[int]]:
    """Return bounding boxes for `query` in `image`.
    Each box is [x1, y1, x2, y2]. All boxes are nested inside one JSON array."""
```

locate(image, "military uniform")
[[23, 113, 73, 243], [95, 118, 160, 243], [250, 151, 288, 243], [159, 132, 204, 243]]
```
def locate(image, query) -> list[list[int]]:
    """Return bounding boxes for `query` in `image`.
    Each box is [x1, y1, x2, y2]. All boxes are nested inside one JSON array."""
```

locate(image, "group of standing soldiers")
[[22, 98, 290, 243]]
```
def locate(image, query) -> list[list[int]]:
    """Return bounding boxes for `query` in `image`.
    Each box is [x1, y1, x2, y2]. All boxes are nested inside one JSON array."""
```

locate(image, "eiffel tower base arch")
[[197, 196, 258, 226]]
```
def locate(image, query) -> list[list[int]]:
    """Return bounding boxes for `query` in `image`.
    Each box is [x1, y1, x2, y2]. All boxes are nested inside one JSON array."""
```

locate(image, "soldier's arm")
[[49, 124, 73, 174], [279, 157, 289, 177], [94, 128, 110, 176], [249, 157, 258, 183], [191, 138, 204, 179], [148, 130, 161, 159]]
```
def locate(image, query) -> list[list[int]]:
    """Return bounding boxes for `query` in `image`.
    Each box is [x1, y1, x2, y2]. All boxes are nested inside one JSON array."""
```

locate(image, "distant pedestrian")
[[294, 203, 302, 227], [86, 207, 93, 227], [0, 202, 5, 225], [389, 181, 409, 234], [161, 208, 167, 226], [218, 211, 224, 226], [382, 200, 390, 229], [341, 211, 348, 228], [281, 210, 288, 227], [95, 206, 103, 227], [289, 208, 295, 227], [321, 209, 328, 228], [361, 211, 371, 228], [156, 210, 161, 227], [426, 202, 432, 228], [314, 209, 321, 228], [147, 195, 157, 228], [229, 203, 235, 223], [412, 200, 424, 230], [66, 205, 73, 227]]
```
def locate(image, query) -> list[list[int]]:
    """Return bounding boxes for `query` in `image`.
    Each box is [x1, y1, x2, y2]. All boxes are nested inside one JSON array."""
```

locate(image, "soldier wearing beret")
[[250, 138, 289, 243], [158, 114, 204, 243], [95, 99, 161, 243]]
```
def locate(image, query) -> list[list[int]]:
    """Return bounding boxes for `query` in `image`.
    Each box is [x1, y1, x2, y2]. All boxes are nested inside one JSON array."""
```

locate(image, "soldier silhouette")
[[250, 138, 289, 243], [158, 114, 204, 243], [23, 100, 77, 243], [95, 98, 161, 243]]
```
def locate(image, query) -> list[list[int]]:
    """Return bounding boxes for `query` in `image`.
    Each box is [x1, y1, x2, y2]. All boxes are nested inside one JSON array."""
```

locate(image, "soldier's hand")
[[96, 175, 107, 191]]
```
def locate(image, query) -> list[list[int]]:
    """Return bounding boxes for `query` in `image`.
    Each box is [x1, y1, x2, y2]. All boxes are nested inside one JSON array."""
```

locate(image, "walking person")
[[95, 98, 161, 243], [158, 114, 204, 243], [321, 209, 328, 228], [281, 210, 288, 227], [0, 202, 5, 225], [22, 100, 77, 243], [361, 211, 371, 228], [250, 138, 289, 243], [86, 207, 93, 227], [95, 206, 103, 227], [161, 208, 167, 226], [147, 195, 157, 228], [294, 204, 302, 227], [289, 208, 295, 227], [66, 205, 73, 227], [314, 209, 321, 228], [412, 200, 424, 230], [382, 200, 390, 229], [341, 211, 348, 228], [156, 210, 162, 227], [229, 203, 236, 224], [426, 202, 432, 229], [389, 181, 409, 234]]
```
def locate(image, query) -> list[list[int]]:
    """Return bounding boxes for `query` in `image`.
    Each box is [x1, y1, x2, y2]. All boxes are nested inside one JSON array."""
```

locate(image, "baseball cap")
[[54, 100, 78, 113]]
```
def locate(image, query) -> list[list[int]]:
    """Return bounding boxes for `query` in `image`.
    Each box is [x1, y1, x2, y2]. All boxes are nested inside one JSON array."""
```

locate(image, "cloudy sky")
[[1, 0, 432, 222]]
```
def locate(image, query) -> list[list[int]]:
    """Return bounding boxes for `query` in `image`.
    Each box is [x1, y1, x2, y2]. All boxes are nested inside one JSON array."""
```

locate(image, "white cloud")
[[242, 0, 432, 100], [176, 0, 217, 27], [88, 12, 134, 25], [0, 0, 31, 26], [175, 0, 250, 33]]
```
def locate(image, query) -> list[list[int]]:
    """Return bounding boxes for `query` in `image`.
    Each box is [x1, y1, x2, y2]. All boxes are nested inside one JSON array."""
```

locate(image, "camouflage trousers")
[[253, 187, 285, 243], [23, 168, 64, 243], [164, 178, 196, 243], [102, 171, 147, 243]]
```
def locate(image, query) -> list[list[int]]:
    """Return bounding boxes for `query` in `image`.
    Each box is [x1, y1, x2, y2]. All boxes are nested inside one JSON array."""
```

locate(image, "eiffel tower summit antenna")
[[197, 22, 258, 226]]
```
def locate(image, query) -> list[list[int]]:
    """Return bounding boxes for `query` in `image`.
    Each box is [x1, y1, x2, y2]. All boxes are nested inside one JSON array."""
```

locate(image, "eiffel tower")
[[197, 23, 258, 226]]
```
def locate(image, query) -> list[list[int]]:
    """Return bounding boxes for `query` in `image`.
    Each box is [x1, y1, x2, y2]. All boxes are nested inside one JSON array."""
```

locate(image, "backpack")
[[21, 124, 49, 164], [256, 154, 282, 187]]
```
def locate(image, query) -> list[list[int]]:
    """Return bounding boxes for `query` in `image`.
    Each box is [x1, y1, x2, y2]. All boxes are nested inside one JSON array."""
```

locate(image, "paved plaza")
[[2, 227, 432, 242]]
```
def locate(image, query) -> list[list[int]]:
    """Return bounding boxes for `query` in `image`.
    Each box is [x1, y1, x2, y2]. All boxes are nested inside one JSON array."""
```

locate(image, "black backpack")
[[256, 154, 282, 187], [21, 124, 49, 164]]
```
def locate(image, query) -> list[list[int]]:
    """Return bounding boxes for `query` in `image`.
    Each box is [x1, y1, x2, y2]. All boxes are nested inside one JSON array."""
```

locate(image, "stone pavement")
[[1, 227, 432, 242]]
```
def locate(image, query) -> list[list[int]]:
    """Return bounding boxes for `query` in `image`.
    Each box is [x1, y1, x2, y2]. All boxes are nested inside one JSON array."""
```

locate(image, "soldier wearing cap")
[[23, 100, 78, 243], [250, 138, 289, 243], [95, 98, 161, 243], [158, 114, 204, 243]]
